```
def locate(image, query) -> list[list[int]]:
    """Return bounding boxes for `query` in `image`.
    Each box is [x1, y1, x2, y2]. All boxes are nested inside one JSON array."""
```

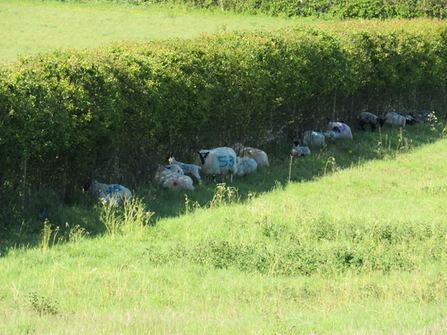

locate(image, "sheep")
[[196, 147, 238, 183], [300, 131, 326, 147], [384, 112, 406, 127], [405, 114, 418, 126], [155, 166, 194, 191], [357, 112, 386, 132], [407, 110, 436, 124], [84, 179, 133, 206], [164, 164, 184, 175], [235, 157, 258, 176], [233, 143, 269, 167], [291, 141, 311, 156], [327, 122, 353, 139], [167, 157, 202, 184]]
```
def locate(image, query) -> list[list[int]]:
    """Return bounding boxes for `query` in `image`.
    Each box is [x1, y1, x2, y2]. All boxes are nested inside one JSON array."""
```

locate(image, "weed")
[[99, 197, 154, 238], [66, 222, 89, 244], [40, 219, 60, 251], [209, 184, 239, 208], [27, 292, 58, 316]]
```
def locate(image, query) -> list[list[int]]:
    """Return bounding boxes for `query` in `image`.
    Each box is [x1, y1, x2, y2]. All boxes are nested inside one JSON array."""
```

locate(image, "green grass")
[[1, 123, 447, 333], [0, 0, 318, 62]]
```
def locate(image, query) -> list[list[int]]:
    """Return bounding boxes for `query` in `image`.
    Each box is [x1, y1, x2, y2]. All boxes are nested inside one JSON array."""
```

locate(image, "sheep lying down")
[[235, 157, 258, 176], [233, 143, 269, 167], [155, 166, 194, 191], [326, 122, 353, 139], [291, 141, 311, 156], [196, 147, 238, 183], [301, 131, 325, 147], [85, 179, 133, 206]]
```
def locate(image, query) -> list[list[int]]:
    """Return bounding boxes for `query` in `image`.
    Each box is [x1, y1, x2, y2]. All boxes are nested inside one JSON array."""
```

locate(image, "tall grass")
[[1, 123, 447, 333]]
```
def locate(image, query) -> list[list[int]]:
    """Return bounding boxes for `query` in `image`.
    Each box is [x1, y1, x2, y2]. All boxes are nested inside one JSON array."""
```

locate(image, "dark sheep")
[[357, 112, 386, 132], [407, 110, 436, 124], [405, 115, 418, 126]]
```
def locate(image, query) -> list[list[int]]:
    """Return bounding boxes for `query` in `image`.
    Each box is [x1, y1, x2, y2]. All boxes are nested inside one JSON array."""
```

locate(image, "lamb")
[[384, 112, 406, 127], [407, 110, 436, 124], [155, 166, 194, 191], [164, 164, 184, 175], [327, 122, 353, 139], [233, 143, 269, 167], [196, 147, 238, 183], [357, 112, 386, 132], [84, 178, 133, 206], [291, 141, 311, 156], [300, 131, 326, 147], [235, 157, 258, 176], [167, 157, 202, 184]]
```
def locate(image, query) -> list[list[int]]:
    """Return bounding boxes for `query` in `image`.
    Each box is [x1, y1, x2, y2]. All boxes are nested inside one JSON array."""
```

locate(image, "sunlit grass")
[[0, 0, 318, 61], [1, 128, 447, 333]]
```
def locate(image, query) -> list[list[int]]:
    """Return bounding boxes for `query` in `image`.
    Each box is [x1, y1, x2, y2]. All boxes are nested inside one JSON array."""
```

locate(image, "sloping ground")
[[1, 137, 446, 334]]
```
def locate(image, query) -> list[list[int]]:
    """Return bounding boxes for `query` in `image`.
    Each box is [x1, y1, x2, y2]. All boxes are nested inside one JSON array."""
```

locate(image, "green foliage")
[[50, 0, 447, 19], [1, 19, 447, 231], [99, 197, 154, 237], [26, 292, 59, 316]]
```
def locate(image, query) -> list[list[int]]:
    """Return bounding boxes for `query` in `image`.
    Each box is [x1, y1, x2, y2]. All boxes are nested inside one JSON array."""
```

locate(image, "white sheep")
[[233, 143, 269, 167], [235, 157, 258, 176], [385, 112, 406, 127], [326, 122, 353, 139], [168, 157, 202, 184], [155, 166, 194, 191], [196, 147, 238, 183], [291, 141, 311, 156], [300, 131, 326, 147], [84, 179, 133, 206]]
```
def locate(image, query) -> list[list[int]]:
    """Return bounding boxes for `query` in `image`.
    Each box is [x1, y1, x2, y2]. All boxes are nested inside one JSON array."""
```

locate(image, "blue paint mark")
[[228, 156, 234, 168], [218, 156, 228, 167], [107, 185, 122, 196], [181, 164, 190, 172]]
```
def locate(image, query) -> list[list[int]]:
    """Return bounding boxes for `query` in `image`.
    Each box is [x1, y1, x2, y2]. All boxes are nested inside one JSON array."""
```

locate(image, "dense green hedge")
[[56, 0, 447, 19], [0, 20, 447, 208]]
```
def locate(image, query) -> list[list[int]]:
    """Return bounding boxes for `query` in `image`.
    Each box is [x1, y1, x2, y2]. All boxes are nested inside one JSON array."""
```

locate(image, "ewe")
[[235, 157, 258, 176], [291, 141, 311, 157], [300, 131, 326, 147], [326, 121, 353, 139], [155, 166, 194, 191], [233, 143, 269, 167], [407, 110, 436, 124], [84, 179, 133, 206], [384, 112, 406, 127], [196, 147, 238, 183], [357, 112, 386, 132]]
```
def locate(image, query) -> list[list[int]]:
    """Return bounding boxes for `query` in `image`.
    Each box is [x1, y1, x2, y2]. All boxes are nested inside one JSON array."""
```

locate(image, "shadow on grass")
[[0, 121, 445, 257]]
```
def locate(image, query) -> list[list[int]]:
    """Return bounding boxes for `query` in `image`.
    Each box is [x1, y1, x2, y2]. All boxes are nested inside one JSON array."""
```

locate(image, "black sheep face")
[[83, 178, 92, 192], [198, 151, 210, 165]]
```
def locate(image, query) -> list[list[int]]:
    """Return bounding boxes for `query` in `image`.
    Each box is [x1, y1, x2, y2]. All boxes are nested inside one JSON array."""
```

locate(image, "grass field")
[[1, 123, 447, 334], [0, 0, 316, 62]]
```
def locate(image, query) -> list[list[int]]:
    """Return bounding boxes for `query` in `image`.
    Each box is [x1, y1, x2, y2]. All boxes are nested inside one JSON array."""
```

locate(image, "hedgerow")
[[0, 20, 447, 220], [52, 0, 447, 19]]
